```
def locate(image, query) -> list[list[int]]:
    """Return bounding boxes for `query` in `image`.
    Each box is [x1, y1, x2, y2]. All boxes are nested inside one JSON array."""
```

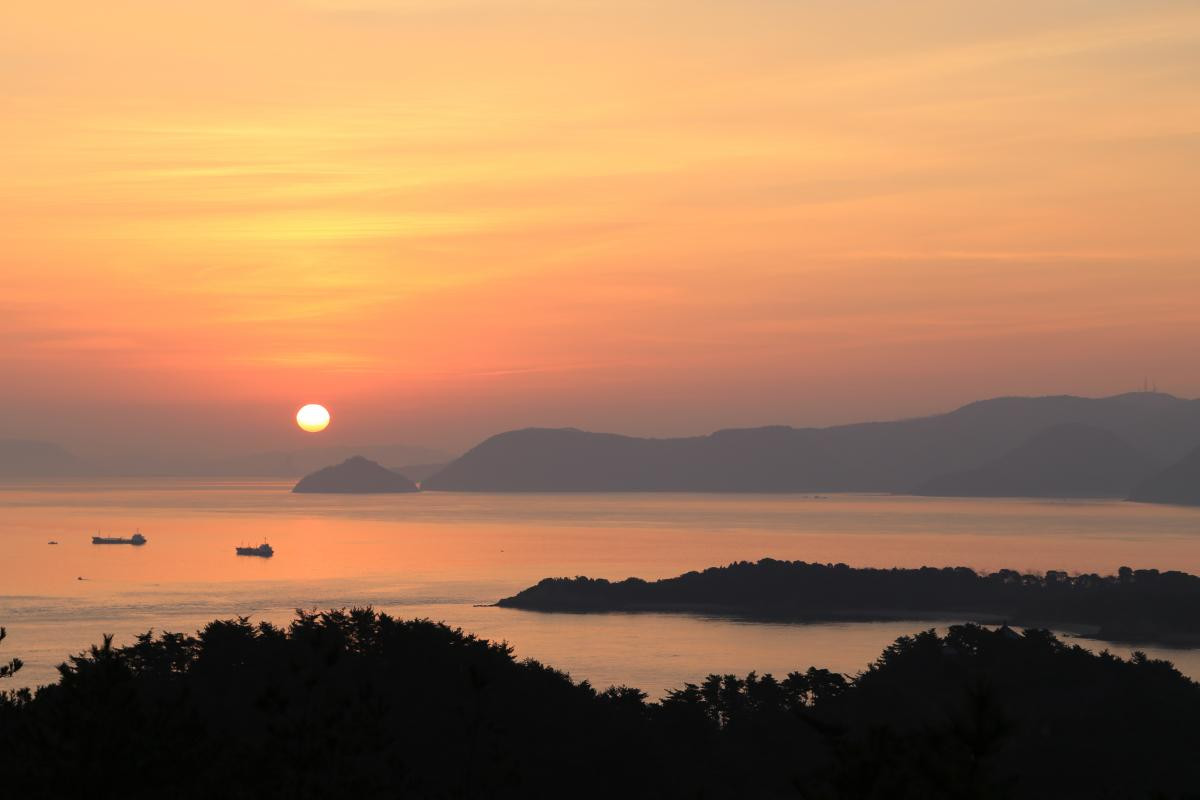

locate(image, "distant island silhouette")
[[0, 438, 87, 478], [423, 392, 1199, 494], [1129, 442, 1200, 506], [201, 444, 453, 479], [497, 559, 1200, 646], [0, 441, 451, 479], [915, 422, 1158, 497], [2, 610, 1197, 797], [292, 456, 419, 493]]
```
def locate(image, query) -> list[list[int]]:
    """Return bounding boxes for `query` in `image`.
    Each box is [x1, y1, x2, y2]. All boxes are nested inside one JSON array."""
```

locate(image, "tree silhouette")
[[1, 613, 1197, 797], [0, 628, 20, 682]]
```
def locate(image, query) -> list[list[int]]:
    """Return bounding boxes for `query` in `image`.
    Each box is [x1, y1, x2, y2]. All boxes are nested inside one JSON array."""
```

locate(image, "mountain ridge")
[[424, 392, 1200, 493]]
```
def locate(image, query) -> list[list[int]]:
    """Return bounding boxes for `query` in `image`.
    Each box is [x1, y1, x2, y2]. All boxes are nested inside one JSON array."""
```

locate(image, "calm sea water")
[[3, 481, 1200, 695]]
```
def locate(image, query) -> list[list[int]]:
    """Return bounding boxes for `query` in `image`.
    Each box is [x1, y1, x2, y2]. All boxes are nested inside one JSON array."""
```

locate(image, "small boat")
[[236, 543, 273, 558], [92, 530, 147, 546], [47, 540, 59, 545]]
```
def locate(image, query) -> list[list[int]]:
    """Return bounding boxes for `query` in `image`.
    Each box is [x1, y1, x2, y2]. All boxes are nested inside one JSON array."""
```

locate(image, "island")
[[497, 558, 1200, 646], [422, 392, 1200, 494], [1129, 442, 1200, 506], [915, 422, 1158, 498], [291, 455, 419, 493]]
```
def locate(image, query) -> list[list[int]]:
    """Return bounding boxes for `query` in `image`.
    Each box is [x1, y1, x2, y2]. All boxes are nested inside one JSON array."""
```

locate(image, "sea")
[[3, 481, 1200, 696]]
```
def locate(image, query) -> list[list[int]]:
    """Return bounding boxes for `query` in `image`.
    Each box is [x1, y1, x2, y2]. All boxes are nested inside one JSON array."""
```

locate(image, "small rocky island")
[[292, 456, 419, 494]]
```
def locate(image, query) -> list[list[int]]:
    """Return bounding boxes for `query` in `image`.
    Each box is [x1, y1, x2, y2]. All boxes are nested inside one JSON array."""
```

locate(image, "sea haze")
[[4, 480, 1200, 694]]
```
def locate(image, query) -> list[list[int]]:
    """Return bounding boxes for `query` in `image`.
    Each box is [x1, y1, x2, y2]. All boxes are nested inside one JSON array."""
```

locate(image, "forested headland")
[[499, 559, 1200, 645]]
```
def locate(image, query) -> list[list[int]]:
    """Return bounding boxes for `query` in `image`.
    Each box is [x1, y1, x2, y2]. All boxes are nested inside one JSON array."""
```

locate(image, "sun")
[[296, 403, 331, 433]]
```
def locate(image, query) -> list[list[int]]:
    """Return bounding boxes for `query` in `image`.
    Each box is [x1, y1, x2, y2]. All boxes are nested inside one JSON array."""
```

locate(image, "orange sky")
[[3, 0, 1199, 458]]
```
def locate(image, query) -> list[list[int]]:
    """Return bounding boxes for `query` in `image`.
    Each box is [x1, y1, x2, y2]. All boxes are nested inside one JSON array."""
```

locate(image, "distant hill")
[[201, 444, 453, 478], [292, 456, 419, 494], [1129, 444, 1200, 506], [424, 392, 1200, 493], [426, 426, 852, 492], [915, 423, 1159, 498], [0, 439, 89, 477]]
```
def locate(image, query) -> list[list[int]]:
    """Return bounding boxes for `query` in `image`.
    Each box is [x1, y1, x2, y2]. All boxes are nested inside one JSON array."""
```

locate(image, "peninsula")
[[497, 559, 1200, 646]]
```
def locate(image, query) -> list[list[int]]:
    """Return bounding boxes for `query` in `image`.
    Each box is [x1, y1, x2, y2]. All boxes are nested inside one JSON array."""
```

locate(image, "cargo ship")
[[92, 530, 147, 546], [236, 543, 273, 558]]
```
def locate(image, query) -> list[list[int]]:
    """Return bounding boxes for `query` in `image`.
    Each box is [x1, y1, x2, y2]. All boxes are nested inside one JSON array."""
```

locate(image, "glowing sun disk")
[[296, 403, 330, 432]]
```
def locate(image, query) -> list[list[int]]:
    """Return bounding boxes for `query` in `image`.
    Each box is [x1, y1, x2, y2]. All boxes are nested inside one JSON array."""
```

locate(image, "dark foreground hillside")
[[2, 611, 1199, 798], [499, 559, 1200, 645]]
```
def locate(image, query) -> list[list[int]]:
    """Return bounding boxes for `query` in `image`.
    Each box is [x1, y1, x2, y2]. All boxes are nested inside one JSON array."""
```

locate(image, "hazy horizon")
[[4, 387, 1193, 468]]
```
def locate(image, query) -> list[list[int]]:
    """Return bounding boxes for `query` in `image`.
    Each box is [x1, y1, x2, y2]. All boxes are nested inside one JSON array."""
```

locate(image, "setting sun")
[[295, 404, 330, 433]]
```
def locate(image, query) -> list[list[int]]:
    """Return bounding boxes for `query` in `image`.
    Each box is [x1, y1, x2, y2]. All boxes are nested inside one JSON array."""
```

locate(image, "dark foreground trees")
[[0, 628, 21, 682], [2, 611, 1198, 799]]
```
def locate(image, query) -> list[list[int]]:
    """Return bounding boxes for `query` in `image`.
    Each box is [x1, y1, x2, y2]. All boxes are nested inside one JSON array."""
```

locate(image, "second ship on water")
[[87, 529, 273, 558]]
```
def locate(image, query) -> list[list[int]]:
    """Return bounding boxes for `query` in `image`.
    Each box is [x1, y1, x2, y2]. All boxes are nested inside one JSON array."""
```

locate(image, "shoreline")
[[493, 603, 1200, 649]]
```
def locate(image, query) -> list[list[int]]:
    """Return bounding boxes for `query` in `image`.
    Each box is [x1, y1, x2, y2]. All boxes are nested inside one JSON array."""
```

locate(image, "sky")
[[3, 0, 1199, 460]]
